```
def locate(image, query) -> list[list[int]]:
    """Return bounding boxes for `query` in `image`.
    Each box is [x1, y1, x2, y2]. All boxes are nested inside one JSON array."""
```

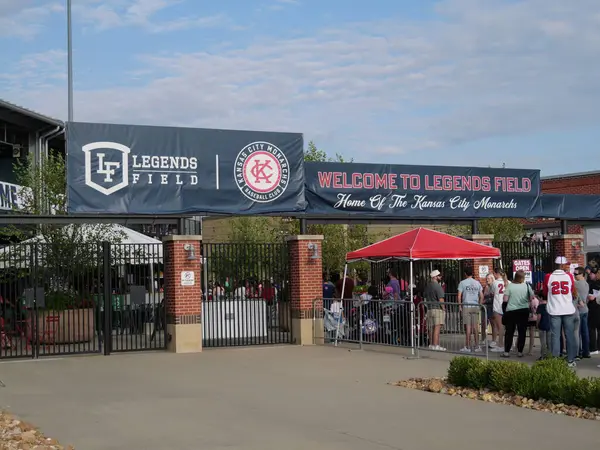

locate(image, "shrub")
[[529, 358, 578, 403], [447, 357, 482, 386], [446, 356, 600, 409], [586, 377, 600, 408], [489, 360, 531, 394]]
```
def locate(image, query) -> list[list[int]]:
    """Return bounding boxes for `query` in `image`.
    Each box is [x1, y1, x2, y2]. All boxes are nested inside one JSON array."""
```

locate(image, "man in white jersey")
[[543, 256, 578, 367]]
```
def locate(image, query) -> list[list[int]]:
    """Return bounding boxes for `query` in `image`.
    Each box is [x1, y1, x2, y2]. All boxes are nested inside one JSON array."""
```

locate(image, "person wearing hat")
[[543, 256, 578, 367], [424, 270, 446, 351]]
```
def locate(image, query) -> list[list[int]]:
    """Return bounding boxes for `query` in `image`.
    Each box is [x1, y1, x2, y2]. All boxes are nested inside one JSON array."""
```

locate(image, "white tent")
[[0, 224, 163, 269]]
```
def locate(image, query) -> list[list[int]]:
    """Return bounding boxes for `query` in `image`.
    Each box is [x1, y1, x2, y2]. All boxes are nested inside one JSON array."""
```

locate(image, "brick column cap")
[[463, 234, 494, 240], [285, 235, 324, 242], [162, 235, 203, 242], [550, 234, 583, 240]]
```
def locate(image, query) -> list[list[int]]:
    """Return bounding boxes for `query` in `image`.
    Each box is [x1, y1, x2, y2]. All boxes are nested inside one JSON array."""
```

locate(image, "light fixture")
[[307, 242, 319, 260], [184, 243, 197, 260]]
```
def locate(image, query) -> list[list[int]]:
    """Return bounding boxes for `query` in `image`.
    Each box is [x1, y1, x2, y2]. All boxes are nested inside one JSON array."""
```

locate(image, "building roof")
[[0, 98, 64, 130], [542, 170, 600, 181]]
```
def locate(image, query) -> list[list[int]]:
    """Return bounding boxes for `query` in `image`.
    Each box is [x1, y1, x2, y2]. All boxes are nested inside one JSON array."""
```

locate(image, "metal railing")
[[315, 298, 417, 351], [416, 301, 489, 358], [314, 297, 490, 359]]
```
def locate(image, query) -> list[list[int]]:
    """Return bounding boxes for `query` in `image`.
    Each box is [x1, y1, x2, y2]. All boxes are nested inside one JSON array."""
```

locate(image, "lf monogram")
[[96, 153, 121, 182]]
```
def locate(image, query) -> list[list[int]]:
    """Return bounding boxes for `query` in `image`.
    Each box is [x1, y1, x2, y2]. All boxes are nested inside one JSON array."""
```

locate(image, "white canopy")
[[0, 224, 163, 268]]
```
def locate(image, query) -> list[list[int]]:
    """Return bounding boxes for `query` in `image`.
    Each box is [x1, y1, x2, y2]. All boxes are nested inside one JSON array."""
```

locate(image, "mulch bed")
[[390, 377, 600, 421], [0, 411, 73, 449]]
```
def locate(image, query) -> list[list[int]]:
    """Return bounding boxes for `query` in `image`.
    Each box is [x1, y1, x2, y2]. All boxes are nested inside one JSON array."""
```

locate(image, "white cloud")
[[3, 0, 600, 163], [73, 0, 231, 32], [0, 0, 63, 39]]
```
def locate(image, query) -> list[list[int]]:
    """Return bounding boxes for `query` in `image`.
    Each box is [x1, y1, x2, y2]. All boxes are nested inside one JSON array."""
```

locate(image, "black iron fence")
[[0, 241, 165, 359], [201, 243, 291, 347], [493, 241, 556, 284]]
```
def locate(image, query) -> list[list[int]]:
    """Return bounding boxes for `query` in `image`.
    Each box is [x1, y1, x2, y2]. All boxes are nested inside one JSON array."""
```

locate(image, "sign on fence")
[[512, 259, 532, 283]]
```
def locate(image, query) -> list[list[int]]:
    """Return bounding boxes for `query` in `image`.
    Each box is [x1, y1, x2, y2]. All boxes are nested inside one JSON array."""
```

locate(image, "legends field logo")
[[83, 141, 198, 196]]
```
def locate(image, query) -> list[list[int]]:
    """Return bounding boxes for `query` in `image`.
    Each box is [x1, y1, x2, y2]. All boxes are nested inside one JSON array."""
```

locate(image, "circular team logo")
[[234, 141, 289, 203]]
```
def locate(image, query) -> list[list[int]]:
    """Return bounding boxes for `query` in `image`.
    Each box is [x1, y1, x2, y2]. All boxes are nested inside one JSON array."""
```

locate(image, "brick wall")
[[163, 238, 202, 324], [286, 236, 323, 319], [550, 235, 585, 269], [468, 235, 495, 285], [542, 174, 600, 195], [523, 173, 600, 234]]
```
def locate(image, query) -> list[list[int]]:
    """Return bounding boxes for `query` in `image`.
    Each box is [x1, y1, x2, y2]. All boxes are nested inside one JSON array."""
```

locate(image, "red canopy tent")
[[346, 228, 501, 262], [339, 228, 501, 354]]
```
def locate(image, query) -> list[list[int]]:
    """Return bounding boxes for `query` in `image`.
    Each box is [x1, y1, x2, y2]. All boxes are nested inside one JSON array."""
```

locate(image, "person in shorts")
[[424, 270, 446, 351], [458, 266, 484, 353]]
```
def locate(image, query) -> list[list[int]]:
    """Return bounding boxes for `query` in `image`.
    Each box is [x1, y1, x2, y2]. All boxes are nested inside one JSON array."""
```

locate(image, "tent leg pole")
[[410, 260, 415, 356], [335, 264, 348, 347]]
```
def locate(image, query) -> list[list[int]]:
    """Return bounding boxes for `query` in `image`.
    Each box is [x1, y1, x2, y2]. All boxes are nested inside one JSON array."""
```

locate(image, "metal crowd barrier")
[[314, 298, 416, 352], [416, 301, 489, 358], [313, 298, 489, 360]]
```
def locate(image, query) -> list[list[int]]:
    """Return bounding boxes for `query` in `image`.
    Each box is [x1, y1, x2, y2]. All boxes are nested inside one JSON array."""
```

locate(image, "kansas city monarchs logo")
[[234, 141, 289, 203]]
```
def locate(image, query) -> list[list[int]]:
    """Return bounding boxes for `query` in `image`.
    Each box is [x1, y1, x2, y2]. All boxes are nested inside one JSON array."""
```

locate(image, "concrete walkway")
[[0, 346, 599, 449]]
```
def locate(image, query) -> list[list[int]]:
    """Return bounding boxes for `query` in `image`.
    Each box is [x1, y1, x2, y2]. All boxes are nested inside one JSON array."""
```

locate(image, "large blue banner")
[[304, 162, 541, 218], [67, 122, 306, 214]]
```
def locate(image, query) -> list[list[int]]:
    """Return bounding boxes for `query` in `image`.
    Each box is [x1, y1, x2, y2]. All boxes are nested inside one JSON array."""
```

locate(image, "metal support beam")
[[561, 220, 568, 235], [0, 214, 182, 225], [299, 218, 307, 234], [472, 219, 479, 234]]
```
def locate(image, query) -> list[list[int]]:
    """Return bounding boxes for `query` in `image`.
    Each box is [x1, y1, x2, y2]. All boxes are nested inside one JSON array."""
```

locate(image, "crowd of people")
[[424, 256, 600, 368]]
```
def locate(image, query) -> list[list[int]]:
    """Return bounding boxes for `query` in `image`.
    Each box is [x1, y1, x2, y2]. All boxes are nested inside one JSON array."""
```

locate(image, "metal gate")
[[493, 241, 556, 282], [201, 243, 291, 347], [0, 241, 166, 359]]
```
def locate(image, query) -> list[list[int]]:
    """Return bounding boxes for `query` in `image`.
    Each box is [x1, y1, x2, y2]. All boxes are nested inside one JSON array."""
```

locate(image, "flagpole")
[[67, 0, 73, 122]]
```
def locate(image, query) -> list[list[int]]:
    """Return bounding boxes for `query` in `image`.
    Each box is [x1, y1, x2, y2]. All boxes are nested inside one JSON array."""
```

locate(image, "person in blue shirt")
[[323, 272, 335, 299], [536, 291, 551, 359], [532, 265, 545, 290]]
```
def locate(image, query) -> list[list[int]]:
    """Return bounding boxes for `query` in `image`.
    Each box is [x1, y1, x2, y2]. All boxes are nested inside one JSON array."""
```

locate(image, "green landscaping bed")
[[393, 357, 600, 421]]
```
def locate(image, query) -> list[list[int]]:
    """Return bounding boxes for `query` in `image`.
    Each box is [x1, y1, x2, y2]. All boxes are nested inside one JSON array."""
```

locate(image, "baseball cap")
[[430, 270, 441, 278], [554, 256, 569, 265]]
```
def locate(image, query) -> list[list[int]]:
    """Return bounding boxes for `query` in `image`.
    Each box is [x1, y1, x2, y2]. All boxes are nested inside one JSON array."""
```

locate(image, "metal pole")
[[409, 260, 415, 356], [561, 220, 568, 235], [334, 263, 348, 347], [299, 218, 307, 234], [67, 0, 74, 122], [102, 242, 112, 355]]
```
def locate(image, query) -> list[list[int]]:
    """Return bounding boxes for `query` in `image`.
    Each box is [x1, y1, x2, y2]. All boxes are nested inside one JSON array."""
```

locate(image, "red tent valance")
[[346, 227, 501, 262]]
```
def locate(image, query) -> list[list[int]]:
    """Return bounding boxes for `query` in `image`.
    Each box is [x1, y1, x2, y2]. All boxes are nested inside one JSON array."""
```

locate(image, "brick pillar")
[[285, 235, 324, 345], [162, 235, 203, 353], [465, 234, 495, 284], [550, 234, 585, 272]]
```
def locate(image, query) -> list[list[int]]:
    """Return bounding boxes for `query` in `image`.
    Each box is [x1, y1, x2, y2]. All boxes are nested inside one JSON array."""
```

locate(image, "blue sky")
[[1, 0, 600, 176]]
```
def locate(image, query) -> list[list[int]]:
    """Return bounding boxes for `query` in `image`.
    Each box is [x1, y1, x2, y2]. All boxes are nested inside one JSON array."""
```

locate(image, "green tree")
[[478, 218, 524, 242], [445, 219, 524, 242], [304, 140, 352, 163], [0, 152, 124, 307]]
